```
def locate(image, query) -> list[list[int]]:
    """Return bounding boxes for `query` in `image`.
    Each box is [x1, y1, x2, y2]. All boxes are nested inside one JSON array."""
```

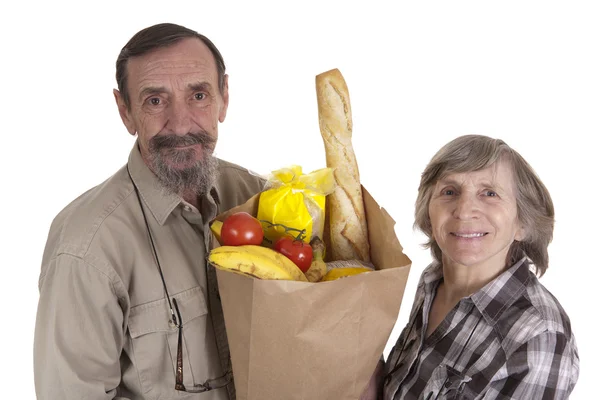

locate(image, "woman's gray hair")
[[414, 135, 554, 276]]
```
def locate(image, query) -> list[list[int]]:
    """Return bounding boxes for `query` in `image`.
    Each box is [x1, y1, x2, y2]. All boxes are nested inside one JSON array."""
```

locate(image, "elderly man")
[[34, 23, 264, 399]]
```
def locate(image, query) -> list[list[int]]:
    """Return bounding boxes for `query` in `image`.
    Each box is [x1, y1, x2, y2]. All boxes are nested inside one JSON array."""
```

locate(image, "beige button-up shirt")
[[34, 143, 265, 400]]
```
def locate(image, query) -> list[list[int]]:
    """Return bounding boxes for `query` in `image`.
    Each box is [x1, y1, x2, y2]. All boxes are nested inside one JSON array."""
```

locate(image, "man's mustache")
[[150, 132, 217, 150]]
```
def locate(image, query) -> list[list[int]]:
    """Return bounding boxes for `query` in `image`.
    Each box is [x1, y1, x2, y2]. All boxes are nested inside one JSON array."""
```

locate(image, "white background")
[[1, 1, 598, 398]]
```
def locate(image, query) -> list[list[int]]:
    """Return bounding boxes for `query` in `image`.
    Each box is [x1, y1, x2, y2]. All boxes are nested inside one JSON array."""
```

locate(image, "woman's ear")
[[515, 224, 526, 242]]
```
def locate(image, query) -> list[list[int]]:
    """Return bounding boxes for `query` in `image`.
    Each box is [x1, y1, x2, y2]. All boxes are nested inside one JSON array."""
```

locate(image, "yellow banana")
[[239, 245, 308, 282], [209, 245, 308, 282], [209, 220, 224, 245], [320, 266, 373, 282], [209, 246, 293, 280], [305, 237, 327, 283]]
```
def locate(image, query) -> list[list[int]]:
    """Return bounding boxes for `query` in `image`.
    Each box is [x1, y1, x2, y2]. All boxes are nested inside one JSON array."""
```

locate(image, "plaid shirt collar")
[[421, 257, 531, 326]]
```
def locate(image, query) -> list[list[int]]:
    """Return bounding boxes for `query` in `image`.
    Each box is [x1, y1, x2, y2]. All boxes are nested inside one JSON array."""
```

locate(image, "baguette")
[[316, 68, 370, 262]]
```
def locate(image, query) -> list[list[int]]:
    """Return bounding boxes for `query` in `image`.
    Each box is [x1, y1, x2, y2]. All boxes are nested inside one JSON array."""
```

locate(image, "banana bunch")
[[209, 244, 308, 282]]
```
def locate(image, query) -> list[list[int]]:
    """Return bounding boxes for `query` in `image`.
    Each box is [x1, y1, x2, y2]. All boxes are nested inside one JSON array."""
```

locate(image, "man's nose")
[[165, 100, 194, 135]]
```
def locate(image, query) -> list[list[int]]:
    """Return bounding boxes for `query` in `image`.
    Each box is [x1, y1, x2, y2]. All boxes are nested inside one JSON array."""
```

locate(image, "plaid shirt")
[[382, 258, 579, 400]]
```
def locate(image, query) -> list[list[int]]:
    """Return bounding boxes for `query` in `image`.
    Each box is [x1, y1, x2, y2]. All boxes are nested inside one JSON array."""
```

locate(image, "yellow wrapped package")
[[257, 165, 334, 245]]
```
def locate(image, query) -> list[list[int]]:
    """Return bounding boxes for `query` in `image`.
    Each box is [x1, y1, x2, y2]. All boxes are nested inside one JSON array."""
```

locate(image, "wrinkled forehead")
[[440, 145, 511, 177], [126, 38, 218, 90], [435, 158, 518, 192]]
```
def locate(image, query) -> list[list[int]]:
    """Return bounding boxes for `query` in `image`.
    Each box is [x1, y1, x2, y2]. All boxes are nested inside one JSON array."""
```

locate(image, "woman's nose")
[[453, 194, 478, 219]]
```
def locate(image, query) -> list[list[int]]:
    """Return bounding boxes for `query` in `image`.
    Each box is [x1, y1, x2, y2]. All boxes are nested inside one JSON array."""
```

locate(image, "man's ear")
[[113, 89, 137, 135], [218, 74, 229, 123]]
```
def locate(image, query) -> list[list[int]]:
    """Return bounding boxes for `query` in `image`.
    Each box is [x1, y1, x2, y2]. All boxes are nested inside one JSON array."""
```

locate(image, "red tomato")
[[221, 212, 264, 246], [274, 237, 313, 273]]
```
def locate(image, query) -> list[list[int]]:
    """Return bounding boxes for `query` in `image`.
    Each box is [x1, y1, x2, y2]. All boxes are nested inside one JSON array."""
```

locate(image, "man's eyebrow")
[[137, 82, 213, 101], [138, 86, 167, 101], [189, 82, 212, 92]]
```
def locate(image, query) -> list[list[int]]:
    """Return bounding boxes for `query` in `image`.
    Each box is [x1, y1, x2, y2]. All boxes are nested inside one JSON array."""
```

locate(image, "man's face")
[[114, 37, 229, 196]]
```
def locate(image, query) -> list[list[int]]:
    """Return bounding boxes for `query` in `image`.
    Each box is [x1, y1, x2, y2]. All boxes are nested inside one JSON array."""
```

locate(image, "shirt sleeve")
[[483, 330, 579, 400], [34, 253, 129, 400]]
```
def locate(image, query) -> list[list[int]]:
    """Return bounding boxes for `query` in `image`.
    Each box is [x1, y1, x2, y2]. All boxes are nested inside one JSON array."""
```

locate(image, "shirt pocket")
[[128, 286, 208, 398], [422, 364, 476, 400]]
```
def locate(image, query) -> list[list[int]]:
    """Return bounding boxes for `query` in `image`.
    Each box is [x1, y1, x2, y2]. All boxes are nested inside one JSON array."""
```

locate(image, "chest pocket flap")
[[129, 286, 208, 338]]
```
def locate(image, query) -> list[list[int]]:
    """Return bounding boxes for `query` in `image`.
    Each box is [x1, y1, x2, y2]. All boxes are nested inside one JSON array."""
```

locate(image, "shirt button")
[[184, 206, 191, 212]]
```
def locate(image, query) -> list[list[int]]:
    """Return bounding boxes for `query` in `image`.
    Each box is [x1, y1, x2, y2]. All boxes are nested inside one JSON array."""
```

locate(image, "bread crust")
[[316, 69, 370, 262]]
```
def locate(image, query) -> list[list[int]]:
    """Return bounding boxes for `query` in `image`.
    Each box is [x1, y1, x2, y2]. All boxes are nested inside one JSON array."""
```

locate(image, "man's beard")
[[148, 131, 219, 197]]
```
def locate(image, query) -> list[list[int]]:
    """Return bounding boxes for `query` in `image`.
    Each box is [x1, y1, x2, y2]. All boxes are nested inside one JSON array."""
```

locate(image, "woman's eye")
[[194, 93, 206, 100], [485, 190, 497, 197], [443, 189, 455, 196]]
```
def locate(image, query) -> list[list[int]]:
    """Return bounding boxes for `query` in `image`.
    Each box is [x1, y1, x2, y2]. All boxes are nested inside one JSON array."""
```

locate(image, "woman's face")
[[428, 160, 525, 272]]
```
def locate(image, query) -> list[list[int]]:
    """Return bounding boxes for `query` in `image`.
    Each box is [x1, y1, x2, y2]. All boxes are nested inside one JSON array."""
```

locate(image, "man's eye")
[[149, 97, 161, 106], [194, 93, 206, 100]]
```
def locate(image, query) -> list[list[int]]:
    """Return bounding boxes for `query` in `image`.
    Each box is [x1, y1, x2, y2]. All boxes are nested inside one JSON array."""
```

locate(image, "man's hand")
[[360, 359, 384, 400]]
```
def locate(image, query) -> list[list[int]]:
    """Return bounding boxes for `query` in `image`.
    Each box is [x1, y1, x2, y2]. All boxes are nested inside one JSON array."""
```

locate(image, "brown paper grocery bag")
[[215, 187, 411, 400]]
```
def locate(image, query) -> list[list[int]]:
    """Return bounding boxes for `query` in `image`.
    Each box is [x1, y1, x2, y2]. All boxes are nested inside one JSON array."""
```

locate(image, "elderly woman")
[[381, 135, 579, 399]]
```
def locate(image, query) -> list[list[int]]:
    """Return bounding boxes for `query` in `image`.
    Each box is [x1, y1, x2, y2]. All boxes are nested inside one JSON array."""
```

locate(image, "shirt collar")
[[420, 257, 532, 325], [415, 262, 443, 312], [422, 262, 444, 286], [126, 140, 221, 225], [470, 257, 532, 325]]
